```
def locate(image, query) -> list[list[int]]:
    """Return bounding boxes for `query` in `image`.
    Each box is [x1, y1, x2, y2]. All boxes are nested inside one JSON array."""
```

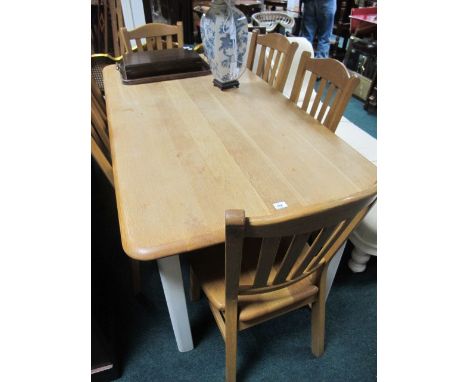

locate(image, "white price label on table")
[[273, 201, 288, 210]]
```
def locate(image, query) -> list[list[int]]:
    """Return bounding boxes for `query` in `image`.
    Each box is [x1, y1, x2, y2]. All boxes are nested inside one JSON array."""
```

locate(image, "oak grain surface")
[[103, 66, 376, 260]]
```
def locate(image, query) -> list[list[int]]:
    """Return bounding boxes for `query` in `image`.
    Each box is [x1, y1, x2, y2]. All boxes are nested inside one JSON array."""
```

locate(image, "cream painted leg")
[[157, 255, 194, 352], [348, 247, 371, 273]]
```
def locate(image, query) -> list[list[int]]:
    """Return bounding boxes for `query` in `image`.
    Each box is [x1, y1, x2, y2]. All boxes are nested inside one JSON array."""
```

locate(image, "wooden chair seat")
[[191, 243, 319, 324]]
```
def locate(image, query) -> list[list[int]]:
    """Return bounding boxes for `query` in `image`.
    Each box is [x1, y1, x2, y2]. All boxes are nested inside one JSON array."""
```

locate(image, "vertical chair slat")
[[246, 29, 258, 71], [156, 36, 163, 50], [301, 73, 317, 112], [263, 48, 275, 82], [327, 76, 360, 132], [275, 41, 298, 93], [166, 35, 173, 48], [146, 37, 154, 51], [317, 83, 337, 122], [256, 45, 267, 77], [310, 79, 327, 117], [289, 51, 310, 103], [176, 21, 184, 47], [324, 88, 342, 128], [135, 38, 143, 52], [253, 237, 282, 287], [269, 51, 282, 87], [273, 233, 310, 284]]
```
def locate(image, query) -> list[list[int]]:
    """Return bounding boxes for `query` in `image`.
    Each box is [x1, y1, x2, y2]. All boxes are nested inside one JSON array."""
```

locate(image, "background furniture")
[[329, 0, 354, 60], [143, 0, 195, 44], [290, 52, 360, 132], [190, 188, 376, 381], [119, 21, 184, 53], [342, 6, 377, 111], [251, 11, 295, 34], [246, 30, 298, 93], [265, 0, 288, 11], [103, 64, 377, 352], [91, 0, 125, 57]]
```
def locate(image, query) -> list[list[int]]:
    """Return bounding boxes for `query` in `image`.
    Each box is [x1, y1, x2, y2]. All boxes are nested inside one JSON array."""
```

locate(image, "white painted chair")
[[282, 36, 314, 99], [335, 121, 377, 273]]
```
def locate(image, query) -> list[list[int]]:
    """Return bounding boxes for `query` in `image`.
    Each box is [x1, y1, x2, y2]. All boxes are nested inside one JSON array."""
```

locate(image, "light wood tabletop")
[[103, 66, 376, 261]]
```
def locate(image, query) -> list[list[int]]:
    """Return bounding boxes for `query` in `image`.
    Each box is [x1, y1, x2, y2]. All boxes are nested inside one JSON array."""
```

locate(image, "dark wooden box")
[[118, 48, 211, 85]]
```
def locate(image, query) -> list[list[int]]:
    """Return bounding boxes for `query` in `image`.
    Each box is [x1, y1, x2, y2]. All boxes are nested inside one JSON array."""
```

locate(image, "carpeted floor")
[[344, 96, 377, 139], [111, 251, 376, 382], [92, 96, 377, 382]]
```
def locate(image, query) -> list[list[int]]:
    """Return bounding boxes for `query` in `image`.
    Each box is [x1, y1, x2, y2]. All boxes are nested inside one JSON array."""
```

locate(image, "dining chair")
[[289, 51, 360, 133], [91, 78, 142, 295], [246, 29, 298, 93], [119, 22, 184, 54], [189, 187, 377, 382]]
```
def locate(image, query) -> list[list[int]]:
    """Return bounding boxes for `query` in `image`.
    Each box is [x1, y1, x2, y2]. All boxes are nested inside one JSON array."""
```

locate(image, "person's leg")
[[301, 0, 317, 47], [315, 0, 336, 58]]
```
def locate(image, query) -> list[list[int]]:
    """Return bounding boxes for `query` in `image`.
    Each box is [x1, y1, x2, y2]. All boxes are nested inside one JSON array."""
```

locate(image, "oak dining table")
[[103, 65, 376, 352]]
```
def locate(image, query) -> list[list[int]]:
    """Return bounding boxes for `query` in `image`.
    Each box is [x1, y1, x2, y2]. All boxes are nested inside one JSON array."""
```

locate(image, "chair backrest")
[[119, 22, 184, 54], [290, 51, 360, 132], [224, 186, 376, 302], [246, 30, 298, 92]]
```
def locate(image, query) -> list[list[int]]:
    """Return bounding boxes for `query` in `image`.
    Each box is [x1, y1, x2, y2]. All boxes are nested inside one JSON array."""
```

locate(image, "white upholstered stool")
[[348, 203, 377, 272]]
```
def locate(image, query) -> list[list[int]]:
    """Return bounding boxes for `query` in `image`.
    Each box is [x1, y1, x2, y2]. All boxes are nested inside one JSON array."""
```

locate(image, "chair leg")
[[130, 259, 141, 295], [311, 295, 325, 357], [189, 266, 201, 302], [311, 267, 328, 357], [225, 306, 238, 382]]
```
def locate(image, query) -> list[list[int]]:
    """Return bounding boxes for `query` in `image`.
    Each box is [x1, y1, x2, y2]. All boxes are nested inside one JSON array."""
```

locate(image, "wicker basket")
[[251, 11, 295, 33]]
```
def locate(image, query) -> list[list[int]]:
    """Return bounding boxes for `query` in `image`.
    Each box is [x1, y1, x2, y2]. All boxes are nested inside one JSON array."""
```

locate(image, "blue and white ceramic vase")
[[200, 0, 248, 89]]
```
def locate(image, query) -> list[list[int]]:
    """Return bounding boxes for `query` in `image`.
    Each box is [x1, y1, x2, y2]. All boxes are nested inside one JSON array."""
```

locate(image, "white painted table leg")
[[348, 247, 371, 273], [325, 243, 345, 301], [157, 255, 194, 352]]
